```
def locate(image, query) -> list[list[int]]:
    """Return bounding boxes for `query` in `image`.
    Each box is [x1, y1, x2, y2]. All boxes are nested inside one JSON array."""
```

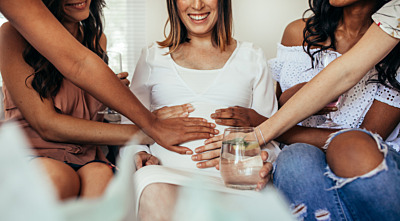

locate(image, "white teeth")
[[189, 14, 209, 21], [67, 2, 85, 7]]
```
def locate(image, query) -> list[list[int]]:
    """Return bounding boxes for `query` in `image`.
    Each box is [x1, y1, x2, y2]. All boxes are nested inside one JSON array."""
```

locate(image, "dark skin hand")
[[210, 106, 267, 127]]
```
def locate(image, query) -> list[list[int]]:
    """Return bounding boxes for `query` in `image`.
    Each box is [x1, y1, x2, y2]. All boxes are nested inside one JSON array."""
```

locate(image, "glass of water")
[[220, 127, 263, 190], [98, 51, 122, 120]]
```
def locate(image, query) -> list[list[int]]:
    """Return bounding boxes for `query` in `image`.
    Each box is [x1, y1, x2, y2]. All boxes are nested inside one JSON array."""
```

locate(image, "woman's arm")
[[257, 23, 400, 143], [0, 23, 152, 146], [0, 0, 216, 151]]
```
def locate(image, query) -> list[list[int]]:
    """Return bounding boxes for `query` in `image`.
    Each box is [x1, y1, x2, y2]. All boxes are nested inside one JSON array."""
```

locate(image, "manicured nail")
[[186, 150, 193, 155], [196, 163, 202, 168]]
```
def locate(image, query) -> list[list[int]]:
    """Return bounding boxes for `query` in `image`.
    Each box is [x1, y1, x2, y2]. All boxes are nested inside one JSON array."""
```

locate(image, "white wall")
[[145, 0, 308, 59]]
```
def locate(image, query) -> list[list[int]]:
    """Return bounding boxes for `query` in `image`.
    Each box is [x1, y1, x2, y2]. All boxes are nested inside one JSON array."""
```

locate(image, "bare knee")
[[77, 162, 113, 198], [34, 158, 80, 200], [139, 183, 178, 221], [326, 131, 384, 178]]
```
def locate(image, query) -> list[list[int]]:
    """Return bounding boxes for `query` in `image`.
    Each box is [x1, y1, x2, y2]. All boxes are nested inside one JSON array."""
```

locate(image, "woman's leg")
[[32, 157, 80, 200], [273, 143, 350, 221], [138, 183, 179, 221], [77, 162, 114, 198], [325, 129, 400, 220]]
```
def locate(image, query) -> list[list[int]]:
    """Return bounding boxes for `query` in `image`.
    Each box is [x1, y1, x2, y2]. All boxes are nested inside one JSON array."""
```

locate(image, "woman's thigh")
[[32, 157, 80, 200], [77, 162, 114, 198], [273, 143, 350, 221]]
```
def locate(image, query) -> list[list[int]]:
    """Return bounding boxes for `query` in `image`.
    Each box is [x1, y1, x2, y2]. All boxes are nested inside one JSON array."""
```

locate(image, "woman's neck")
[[63, 21, 81, 39], [339, 1, 377, 37], [334, 0, 377, 53], [187, 33, 215, 49]]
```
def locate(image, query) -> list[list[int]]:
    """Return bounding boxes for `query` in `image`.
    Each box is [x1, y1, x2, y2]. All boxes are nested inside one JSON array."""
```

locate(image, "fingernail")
[[191, 155, 197, 160], [195, 147, 201, 152], [196, 163, 202, 168], [214, 129, 219, 134], [186, 150, 193, 155], [211, 123, 216, 128], [215, 109, 221, 113], [204, 140, 210, 144], [332, 107, 338, 111], [210, 114, 216, 118], [187, 105, 194, 112], [181, 112, 188, 117], [261, 171, 267, 177], [216, 119, 221, 123]]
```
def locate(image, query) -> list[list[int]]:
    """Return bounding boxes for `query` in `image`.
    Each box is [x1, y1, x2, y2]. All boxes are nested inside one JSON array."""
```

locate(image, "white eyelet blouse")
[[268, 44, 400, 152]]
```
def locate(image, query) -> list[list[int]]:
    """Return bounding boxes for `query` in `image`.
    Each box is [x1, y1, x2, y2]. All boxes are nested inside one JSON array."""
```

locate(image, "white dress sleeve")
[[372, 0, 400, 39], [120, 46, 152, 155], [251, 49, 278, 117]]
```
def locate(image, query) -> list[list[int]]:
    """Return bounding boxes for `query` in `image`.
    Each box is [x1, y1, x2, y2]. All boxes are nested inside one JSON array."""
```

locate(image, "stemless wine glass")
[[318, 50, 342, 128], [220, 127, 263, 190], [98, 51, 122, 120]]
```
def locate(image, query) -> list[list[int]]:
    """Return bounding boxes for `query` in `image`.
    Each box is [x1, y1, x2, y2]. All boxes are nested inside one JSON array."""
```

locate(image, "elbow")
[[35, 123, 57, 142], [32, 119, 62, 142]]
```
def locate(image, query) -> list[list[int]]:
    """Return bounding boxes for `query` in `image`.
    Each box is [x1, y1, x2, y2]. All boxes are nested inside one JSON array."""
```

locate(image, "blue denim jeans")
[[273, 129, 400, 221]]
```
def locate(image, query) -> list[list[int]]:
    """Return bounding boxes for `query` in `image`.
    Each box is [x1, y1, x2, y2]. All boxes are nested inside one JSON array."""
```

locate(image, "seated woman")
[[121, 0, 279, 220], [208, 0, 400, 219], [0, 0, 216, 200]]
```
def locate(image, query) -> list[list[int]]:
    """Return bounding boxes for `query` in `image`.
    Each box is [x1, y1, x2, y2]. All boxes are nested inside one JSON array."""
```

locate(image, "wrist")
[[256, 126, 267, 146]]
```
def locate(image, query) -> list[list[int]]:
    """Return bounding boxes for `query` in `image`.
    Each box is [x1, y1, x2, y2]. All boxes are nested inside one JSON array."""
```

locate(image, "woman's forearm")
[[276, 126, 339, 149], [37, 113, 152, 146], [258, 23, 399, 142]]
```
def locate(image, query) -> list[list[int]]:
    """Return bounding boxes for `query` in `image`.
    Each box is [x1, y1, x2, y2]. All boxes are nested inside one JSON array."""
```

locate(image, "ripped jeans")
[[273, 129, 400, 221]]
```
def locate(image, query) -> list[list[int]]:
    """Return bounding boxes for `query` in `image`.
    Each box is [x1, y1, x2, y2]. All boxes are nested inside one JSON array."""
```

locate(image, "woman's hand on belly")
[[153, 103, 195, 119], [191, 135, 223, 168], [135, 151, 160, 170], [211, 106, 267, 127]]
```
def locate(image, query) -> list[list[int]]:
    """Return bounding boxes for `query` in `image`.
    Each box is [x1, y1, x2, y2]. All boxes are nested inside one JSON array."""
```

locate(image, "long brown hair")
[[23, 0, 106, 99], [158, 0, 233, 54]]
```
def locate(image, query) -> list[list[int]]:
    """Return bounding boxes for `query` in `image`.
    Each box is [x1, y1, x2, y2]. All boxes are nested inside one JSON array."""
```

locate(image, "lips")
[[65, 0, 87, 10], [188, 13, 210, 21]]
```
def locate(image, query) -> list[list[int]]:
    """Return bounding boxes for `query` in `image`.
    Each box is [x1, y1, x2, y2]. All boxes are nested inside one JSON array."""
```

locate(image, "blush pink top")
[[3, 79, 108, 165]]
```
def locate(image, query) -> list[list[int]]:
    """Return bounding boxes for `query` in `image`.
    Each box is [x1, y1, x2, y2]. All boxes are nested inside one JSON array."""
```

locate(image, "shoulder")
[[281, 19, 306, 47], [0, 22, 28, 53]]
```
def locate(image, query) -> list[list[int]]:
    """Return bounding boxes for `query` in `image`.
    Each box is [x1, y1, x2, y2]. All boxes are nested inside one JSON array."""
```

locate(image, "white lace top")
[[268, 44, 400, 151]]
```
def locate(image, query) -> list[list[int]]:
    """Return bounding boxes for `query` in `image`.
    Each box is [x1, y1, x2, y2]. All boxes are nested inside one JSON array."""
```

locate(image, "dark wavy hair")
[[303, 0, 400, 90], [23, 0, 106, 99], [158, 0, 233, 54]]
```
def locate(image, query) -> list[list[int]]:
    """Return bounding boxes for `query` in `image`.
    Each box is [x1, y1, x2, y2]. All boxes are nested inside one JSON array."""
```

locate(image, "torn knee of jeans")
[[315, 209, 331, 221], [291, 203, 307, 220]]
